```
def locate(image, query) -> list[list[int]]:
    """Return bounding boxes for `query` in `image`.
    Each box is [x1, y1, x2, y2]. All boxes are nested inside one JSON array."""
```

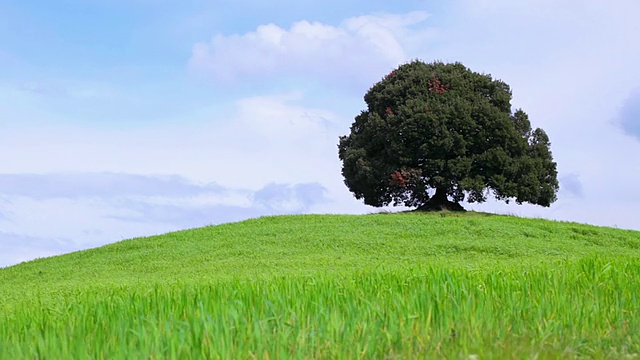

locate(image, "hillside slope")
[[2, 212, 640, 359], [2, 212, 639, 300]]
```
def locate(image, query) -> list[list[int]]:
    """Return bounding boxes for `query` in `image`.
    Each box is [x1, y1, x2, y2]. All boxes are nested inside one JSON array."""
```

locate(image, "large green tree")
[[338, 60, 559, 211]]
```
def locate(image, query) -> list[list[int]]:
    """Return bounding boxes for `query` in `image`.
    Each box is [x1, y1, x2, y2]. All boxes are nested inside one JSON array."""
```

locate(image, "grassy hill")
[[1, 212, 640, 358]]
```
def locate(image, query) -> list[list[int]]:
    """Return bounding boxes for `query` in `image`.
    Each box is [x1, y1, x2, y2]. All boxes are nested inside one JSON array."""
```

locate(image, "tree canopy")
[[338, 60, 559, 211]]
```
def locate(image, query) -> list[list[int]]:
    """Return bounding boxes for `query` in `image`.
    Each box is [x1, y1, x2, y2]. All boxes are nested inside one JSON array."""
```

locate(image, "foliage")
[[338, 60, 559, 209], [1, 214, 640, 358]]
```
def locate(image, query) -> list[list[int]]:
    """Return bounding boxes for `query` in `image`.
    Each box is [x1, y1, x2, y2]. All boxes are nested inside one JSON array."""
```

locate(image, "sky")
[[1, 0, 639, 268]]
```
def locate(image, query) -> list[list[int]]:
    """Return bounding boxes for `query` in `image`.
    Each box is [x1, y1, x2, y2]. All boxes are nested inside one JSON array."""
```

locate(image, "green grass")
[[1, 212, 640, 358]]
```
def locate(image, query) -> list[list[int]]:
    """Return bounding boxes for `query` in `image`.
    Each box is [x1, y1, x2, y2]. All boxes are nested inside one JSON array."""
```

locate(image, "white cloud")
[[559, 174, 584, 199], [188, 11, 434, 88], [252, 183, 326, 212], [616, 89, 640, 140]]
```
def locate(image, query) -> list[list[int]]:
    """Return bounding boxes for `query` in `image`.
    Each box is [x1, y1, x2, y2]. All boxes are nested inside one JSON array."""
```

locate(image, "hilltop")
[[2, 212, 639, 301]]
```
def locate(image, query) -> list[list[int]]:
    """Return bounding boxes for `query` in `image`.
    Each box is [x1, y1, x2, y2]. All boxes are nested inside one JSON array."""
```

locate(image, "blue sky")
[[1, 0, 640, 267]]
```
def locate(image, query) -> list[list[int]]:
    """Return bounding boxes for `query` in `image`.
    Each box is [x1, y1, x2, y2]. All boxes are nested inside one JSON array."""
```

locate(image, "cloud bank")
[[0, 173, 329, 268], [0, 173, 225, 200], [189, 11, 434, 87]]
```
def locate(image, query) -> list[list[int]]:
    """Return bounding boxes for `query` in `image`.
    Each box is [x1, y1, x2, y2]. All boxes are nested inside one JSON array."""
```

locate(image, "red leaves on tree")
[[385, 107, 394, 116], [428, 77, 448, 94], [389, 168, 422, 187], [385, 70, 396, 80], [390, 171, 407, 187]]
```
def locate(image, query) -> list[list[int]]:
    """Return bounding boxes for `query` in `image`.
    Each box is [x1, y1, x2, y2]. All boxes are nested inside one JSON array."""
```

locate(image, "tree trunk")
[[416, 187, 466, 212]]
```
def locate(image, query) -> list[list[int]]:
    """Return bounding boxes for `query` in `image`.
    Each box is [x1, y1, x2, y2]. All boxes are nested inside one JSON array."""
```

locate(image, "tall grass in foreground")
[[2, 257, 639, 359]]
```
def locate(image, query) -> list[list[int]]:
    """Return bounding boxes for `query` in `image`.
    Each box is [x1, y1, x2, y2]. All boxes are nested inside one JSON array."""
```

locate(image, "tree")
[[338, 60, 559, 211]]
